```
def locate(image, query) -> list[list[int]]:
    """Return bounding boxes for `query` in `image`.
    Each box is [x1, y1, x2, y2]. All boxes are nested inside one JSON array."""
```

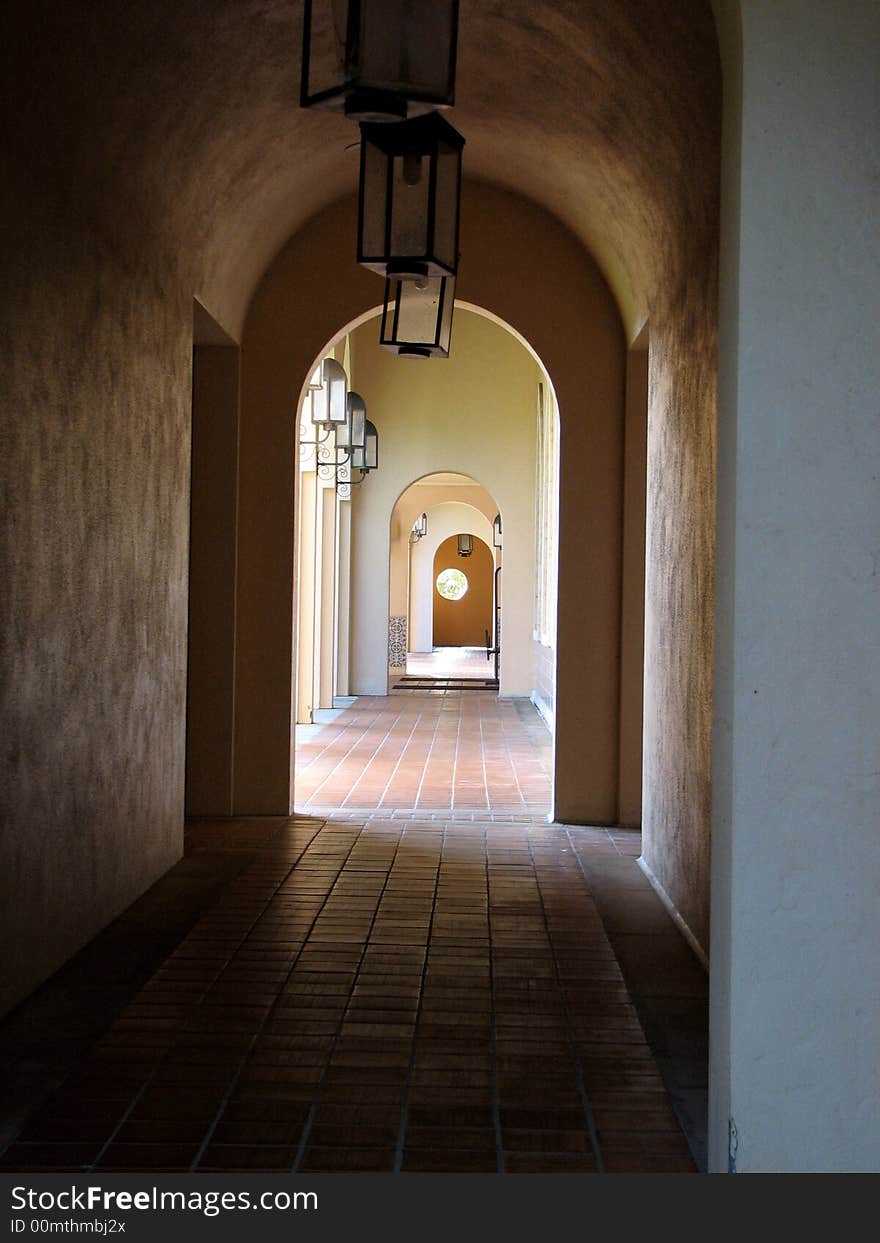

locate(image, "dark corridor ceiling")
[[3, 1, 721, 338]]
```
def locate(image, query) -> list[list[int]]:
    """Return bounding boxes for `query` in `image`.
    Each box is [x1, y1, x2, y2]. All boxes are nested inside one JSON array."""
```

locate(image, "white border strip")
[[637, 856, 710, 971]]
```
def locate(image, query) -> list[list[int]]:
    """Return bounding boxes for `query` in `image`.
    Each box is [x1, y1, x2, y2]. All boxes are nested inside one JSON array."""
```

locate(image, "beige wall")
[[186, 339, 239, 816], [432, 536, 494, 648], [617, 345, 649, 826], [0, 157, 189, 1015]]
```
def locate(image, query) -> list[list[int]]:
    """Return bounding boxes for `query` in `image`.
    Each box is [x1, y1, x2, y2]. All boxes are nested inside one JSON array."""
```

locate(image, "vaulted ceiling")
[[4, 1, 720, 338]]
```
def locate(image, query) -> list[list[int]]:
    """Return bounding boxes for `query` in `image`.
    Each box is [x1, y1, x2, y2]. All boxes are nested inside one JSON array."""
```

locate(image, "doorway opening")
[[390, 474, 502, 692]]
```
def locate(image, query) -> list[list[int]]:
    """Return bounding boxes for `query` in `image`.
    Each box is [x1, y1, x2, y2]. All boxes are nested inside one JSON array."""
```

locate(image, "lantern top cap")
[[359, 111, 465, 155]]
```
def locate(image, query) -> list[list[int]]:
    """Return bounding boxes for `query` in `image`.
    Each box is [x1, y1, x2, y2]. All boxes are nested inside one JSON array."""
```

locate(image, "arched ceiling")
[[4, 1, 720, 339]]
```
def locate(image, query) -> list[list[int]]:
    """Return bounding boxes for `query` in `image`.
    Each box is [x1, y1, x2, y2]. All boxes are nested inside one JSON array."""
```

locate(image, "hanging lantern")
[[351, 419, 379, 473], [337, 390, 367, 452], [457, 533, 473, 558], [300, 1, 459, 122], [310, 357, 348, 427], [411, 512, 427, 540], [358, 113, 464, 280], [379, 275, 454, 359], [493, 513, 502, 548]]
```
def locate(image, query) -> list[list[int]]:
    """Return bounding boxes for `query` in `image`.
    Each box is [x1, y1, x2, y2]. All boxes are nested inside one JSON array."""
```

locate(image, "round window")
[[436, 568, 469, 601]]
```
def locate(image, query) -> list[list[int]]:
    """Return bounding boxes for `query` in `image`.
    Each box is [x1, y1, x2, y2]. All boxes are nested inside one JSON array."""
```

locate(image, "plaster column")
[[186, 342, 239, 815], [335, 498, 351, 698], [710, 0, 880, 1173]]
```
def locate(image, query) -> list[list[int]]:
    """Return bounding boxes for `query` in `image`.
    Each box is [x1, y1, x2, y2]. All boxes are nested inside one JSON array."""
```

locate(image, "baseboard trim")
[[637, 856, 709, 970], [529, 690, 555, 735]]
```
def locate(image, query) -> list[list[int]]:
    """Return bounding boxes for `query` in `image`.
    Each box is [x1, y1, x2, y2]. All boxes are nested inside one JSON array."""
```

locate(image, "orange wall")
[[432, 537, 494, 647]]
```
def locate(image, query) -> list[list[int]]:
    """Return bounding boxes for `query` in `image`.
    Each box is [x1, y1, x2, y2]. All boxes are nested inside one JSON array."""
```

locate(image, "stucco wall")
[[709, 0, 880, 1173], [0, 157, 189, 1014], [637, 176, 718, 951]]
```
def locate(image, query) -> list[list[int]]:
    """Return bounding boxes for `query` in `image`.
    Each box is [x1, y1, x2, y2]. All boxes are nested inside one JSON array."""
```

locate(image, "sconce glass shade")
[[457, 533, 473, 558], [301, 0, 459, 121], [380, 276, 454, 359], [310, 357, 348, 427], [358, 113, 464, 279], [338, 390, 367, 450], [351, 419, 379, 472], [493, 513, 502, 548]]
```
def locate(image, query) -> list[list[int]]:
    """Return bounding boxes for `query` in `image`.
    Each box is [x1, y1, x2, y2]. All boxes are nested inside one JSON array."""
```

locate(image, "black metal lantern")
[[301, 1, 459, 122], [493, 513, 502, 548], [457, 533, 473, 558], [351, 419, 379, 473], [358, 112, 464, 280], [310, 357, 348, 428], [337, 390, 366, 452], [380, 275, 454, 359], [410, 511, 427, 541]]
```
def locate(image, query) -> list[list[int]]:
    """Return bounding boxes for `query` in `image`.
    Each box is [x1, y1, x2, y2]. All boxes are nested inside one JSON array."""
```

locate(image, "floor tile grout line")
[[303, 703, 404, 808], [84, 821, 324, 1172], [449, 693, 462, 812], [411, 697, 446, 813], [485, 824, 505, 1174], [373, 702, 432, 811], [392, 822, 445, 1173], [185, 824, 367, 1173], [291, 823, 410, 1174], [524, 828, 606, 1174]]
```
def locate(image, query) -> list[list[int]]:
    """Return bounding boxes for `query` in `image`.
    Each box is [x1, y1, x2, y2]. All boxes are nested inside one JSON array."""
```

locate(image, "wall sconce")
[[310, 357, 348, 428], [379, 275, 454, 359], [457, 533, 473, 558], [300, 1, 459, 123], [350, 419, 379, 474], [358, 113, 464, 281], [338, 390, 366, 453], [303, 365, 379, 499], [410, 512, 428, 542], [493, 512, 502, 548]]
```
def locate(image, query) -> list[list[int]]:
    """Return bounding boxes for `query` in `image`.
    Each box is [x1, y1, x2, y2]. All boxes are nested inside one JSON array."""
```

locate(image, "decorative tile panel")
[[388, 616, 407, 668]]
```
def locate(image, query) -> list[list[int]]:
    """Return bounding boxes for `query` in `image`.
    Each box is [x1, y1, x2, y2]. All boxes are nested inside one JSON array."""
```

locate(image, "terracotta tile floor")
[[295, 692, 551, 818], [0, 818, 694, 1174], [0, 693, 702, 1174]]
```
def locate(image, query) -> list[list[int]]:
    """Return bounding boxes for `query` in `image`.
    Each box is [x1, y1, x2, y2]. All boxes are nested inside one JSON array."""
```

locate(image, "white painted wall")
[[410, 503, 495, 651], [710, 0, 880, 1173], [348, 308, 540, 697]]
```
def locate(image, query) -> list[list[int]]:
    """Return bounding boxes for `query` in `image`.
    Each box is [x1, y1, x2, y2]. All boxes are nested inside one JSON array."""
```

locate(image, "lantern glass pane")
[[309, 383, 327, 426], [390, 151, 430, 260], [437, 277, 454, 353], [432, 139, 460, 272], [358, 0, 456, 102], [303, 0, 349, 102], [360, 138, 388, 260], [396, 279, 442, 346], [324, 358, 348, 425], [364, 421, 379, 471], [350, 443, 366, 470], [339, 392, 366, 449]]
